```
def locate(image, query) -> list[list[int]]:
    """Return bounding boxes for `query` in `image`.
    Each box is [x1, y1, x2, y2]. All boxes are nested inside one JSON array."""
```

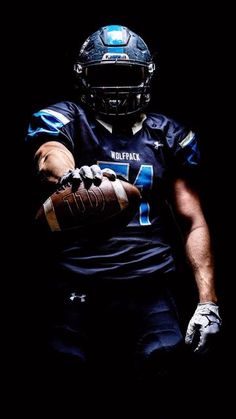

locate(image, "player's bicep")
[[172, 178, 206, 231]]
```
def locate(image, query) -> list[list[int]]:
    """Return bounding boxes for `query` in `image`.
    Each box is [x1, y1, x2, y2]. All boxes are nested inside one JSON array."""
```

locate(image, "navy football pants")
[[47, 276, 184, 380]]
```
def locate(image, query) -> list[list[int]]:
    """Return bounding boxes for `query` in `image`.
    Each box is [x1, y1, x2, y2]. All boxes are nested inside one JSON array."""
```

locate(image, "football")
[[35, 177, 141, 234]]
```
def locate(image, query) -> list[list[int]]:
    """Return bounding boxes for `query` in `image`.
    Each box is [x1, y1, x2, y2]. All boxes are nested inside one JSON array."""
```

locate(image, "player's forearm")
[[185, 223, 217, 303], [35, 141, 75, 184]]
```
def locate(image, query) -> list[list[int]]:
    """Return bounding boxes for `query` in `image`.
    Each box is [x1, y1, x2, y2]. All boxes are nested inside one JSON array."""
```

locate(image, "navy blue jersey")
[[26, 101, 200, 280]]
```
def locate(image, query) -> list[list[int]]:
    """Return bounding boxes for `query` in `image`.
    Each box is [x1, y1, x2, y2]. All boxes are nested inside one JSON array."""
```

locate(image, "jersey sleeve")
[[164, 118, 201, 176], [25, 102, 76, 156]]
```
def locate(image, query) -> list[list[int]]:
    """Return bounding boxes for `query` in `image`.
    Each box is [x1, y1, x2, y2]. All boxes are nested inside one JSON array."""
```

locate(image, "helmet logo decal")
[[106, 25, 126, 45], [101, 25, 130, 46], [107, 30, 124, 45]]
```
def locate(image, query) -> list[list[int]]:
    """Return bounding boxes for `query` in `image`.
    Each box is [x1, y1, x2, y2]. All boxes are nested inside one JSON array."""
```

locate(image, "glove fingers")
[[79, 165, 94, 180], [71, 168, 81, 180], [196, 322, 221, 354], [58, 170, 76, 188], [58, 166, 103, 191], [195, 331, 208, 353], [91, 165, 102, 185], [70, 169, 82, 191], [58, 165, 122, 191], [185, 323, 196, 345]]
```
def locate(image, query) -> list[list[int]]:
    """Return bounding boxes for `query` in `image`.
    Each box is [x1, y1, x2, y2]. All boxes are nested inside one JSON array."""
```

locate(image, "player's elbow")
[[180, 210, 207, 236], [175, 192, 207, 234]]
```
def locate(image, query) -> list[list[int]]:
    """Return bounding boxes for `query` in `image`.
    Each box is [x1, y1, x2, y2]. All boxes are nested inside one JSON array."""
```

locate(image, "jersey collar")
[[96, 113, 147, 135]]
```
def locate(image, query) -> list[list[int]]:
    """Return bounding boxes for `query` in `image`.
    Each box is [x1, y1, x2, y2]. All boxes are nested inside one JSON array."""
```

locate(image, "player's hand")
[[58, 165, 117, 190], [185, 302, 222, 354]]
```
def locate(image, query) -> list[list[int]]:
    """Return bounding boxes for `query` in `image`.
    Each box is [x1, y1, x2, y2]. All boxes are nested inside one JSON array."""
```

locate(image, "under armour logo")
[[69, 292, 86, 303], [153, 141, 164, 150]]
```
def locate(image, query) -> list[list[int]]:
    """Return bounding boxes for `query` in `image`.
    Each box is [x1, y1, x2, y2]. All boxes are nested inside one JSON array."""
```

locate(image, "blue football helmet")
[[74, 25, 155, 117]]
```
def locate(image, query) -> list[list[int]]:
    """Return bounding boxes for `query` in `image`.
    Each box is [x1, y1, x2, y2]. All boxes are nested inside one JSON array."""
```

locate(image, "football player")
[[26, 24, 221, 415]]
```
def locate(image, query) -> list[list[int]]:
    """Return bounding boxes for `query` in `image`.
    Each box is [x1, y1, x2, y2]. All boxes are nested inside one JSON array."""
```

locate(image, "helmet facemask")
[[75, 61, 155, 117]]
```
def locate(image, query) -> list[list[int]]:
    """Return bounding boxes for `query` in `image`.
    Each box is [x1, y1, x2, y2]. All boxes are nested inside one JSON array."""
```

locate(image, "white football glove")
[[185, 302, 222, 353], [58, 165, 116, 190]]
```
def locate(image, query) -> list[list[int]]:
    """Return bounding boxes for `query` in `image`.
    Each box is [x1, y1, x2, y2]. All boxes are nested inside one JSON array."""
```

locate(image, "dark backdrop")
[[15, 5, 232, 302], [10, 4, 233, 414]]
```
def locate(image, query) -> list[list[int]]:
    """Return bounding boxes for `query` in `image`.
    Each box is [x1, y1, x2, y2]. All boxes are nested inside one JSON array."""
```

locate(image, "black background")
[[9, 3, 234, 414], [14, 4, 232, 300]]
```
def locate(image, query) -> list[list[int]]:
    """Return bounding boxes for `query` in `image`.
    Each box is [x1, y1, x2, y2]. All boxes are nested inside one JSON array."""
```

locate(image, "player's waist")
[[48, 270, 177, 301]]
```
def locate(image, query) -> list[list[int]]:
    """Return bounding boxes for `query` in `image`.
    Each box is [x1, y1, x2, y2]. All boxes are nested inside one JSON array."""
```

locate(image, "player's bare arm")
[[35, 141, 116, 188], [35, 141, 75, 184], [173, 177, 217, 303]]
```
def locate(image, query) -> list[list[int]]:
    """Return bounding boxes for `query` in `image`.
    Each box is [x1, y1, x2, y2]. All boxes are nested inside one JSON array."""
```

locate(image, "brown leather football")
[[35, 177, 141, 234]]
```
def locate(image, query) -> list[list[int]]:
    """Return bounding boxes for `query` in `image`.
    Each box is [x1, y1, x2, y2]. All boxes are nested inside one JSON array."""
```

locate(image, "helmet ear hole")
[[74, 25, 156, 116]]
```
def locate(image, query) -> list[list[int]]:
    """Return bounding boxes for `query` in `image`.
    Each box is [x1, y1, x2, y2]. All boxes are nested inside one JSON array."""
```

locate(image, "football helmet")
[[74, 25, 155, 117]]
